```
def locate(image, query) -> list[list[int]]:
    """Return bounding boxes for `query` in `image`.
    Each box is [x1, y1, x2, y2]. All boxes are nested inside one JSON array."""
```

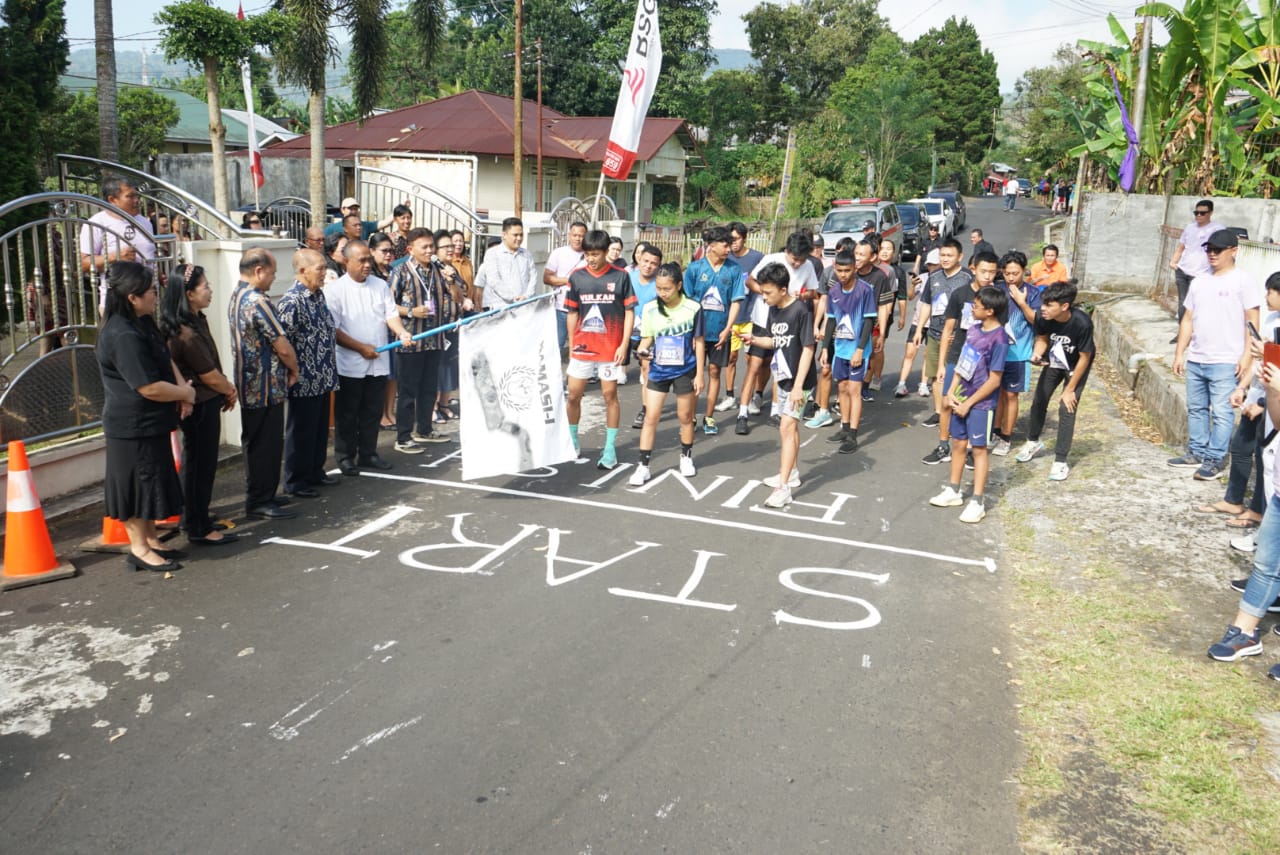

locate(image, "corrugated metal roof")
[[259, 90, 695, 167]]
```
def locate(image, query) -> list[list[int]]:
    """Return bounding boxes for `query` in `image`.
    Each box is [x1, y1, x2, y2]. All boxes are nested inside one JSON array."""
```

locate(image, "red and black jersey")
[[564, 265, 636, 361]]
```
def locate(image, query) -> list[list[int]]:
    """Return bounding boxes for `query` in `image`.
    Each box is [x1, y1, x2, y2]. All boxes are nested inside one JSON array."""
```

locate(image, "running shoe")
[[826, 426, 850, 443], [959, 499, 987, 524], [679, 455, 696, 477], [805, 409, 834, 429], [1208, 625, 1263, 661], [964, 450, 974, 471], [715, 394, 737, 413], [764, 485, 793, 508], [1049, 461, 1071, 481], [838, 435, 859, 454], [894, 382, 908, 398], [922, 442, 951, 465], [868, 377, 882, 392], [917, 382, 929, 397], [702, 416, 719, 436], [929, 485, 964, 507], [990, 437, 1012, 457], [1166, 453, 1202, 469], [628, 464, 651, 486], [1227, 578, 1280, 613], [764, 470, 801, 489], [394, 440, 425, 454], [1014, 440, 1045, 463], [748, 393, 763, 415], [632, 407, 646, 429], [735, 416, 750, 435], [597, 447, 618, 470], [922, 412, 940, 427]]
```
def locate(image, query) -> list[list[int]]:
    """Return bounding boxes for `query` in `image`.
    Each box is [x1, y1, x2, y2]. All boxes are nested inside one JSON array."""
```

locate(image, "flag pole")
[[376, 292, 555, 352], [590, 171, 607, 229]]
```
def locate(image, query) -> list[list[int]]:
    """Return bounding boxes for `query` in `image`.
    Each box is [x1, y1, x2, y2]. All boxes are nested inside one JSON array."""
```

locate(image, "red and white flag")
[[237, 4, 264, 191], [601, 0, 662, 179]]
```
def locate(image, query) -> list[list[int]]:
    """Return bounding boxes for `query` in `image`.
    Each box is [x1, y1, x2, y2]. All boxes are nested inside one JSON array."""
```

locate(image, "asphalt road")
[[1, 196, 1046, 854]]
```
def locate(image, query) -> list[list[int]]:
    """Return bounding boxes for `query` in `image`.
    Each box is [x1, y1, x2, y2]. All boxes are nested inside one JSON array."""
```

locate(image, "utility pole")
[[513, 0, 523, 216]]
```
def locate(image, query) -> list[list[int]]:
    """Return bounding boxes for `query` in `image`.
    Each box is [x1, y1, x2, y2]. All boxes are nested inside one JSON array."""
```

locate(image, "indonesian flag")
[[601, 0, 662, 179], [238, 4, 264, 190]]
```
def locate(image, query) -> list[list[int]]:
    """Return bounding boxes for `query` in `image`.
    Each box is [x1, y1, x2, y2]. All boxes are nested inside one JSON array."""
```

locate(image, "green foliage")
[[908, 17, 1001, 166], [116, 88, 182, 167], [37, 87, 179, 171], [689, 69, 779, 146], [159, 52, 282, 113], [156, 2, 284, 69], [744, 0, 887, 127], [1006, 46, 1090, 177], [0, 0, 68, 218]]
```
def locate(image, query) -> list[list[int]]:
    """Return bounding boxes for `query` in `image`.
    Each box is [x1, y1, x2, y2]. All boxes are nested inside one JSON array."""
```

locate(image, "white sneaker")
[[764, 485, 792, 508], [1014, 440, 1045, 463], [764, 470, 801, 489], [715, 394, 737, 412], [616, 371, 628, 385], [1231, 531, 1257, 553], [959, 499, 986, 523], [628, 464, 651, 486], [917, 382, 929, 397], [868, 377, 882, 392], [1048, 461, 1070, 481], [748, 393, 763, 415], [679, 455, 696, 477], [893, 382, 908, 398], [990, 437, 1012, 457], [929, 485, 965, 507]]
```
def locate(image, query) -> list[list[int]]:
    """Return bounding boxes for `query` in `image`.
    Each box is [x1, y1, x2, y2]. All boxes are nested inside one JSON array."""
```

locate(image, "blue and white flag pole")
[[375, 292, 555, 352]]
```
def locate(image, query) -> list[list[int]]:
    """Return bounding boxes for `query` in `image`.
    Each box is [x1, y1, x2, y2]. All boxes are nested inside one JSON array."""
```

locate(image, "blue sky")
[[63, 0, 1135, 93]]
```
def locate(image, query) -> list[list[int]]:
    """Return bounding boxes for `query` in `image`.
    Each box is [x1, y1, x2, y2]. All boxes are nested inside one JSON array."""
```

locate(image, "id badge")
[[654, 334, 684, 367], [956, 342, 980, 381], [771, 348, 793, 382]]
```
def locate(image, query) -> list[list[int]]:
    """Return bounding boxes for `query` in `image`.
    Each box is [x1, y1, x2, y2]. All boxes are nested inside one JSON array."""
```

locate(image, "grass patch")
[[1008, 537, 1280, 852]]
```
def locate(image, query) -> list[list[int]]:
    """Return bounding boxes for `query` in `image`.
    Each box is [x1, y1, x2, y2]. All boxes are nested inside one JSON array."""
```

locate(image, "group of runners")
[[555, 221, 1095, 520]]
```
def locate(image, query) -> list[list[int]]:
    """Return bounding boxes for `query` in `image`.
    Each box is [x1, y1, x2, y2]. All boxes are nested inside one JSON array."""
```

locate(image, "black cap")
[[928, 222, 940, 230], [1204, 230, 1238, 250], [861, 219, 875, 230]]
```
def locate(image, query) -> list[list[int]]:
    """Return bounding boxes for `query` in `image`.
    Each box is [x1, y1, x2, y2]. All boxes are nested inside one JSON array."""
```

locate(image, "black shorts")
[[906, 324, 921, 343], [706, 338, 732, 367], [647, 370, 696, 395], [748, 323, 769, 360]]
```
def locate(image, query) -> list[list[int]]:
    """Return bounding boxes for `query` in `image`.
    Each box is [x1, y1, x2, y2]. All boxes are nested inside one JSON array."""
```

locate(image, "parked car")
[[817, 198, 902, 259], [895, 202, 928, 261], [1016, 178, 1032, 197], [927, 188, 966, 229], [907, 197, 956, 239]]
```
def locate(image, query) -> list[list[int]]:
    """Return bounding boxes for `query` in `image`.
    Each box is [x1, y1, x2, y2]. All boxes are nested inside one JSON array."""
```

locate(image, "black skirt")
[[103, 434, 184, 522]]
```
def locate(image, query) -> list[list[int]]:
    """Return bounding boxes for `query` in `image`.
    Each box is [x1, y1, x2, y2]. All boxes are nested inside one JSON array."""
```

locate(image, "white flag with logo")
[[459, 296, 577, 480], [602, 0, 662, 179]]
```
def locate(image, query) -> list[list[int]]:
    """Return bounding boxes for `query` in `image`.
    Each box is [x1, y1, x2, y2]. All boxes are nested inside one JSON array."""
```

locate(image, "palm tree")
[[94, 0, 118, 161], [275, 0, 445, 227]]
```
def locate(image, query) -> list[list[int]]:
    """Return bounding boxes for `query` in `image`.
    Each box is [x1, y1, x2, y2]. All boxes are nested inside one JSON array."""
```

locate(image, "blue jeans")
[[1241, 495, 1280, 619], [1185, 361, 1237, 463], [556, 310, 568, 353], [1004, 194, 1016, 211]]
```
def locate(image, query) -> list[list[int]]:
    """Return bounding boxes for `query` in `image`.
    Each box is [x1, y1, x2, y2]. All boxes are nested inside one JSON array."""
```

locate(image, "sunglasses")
[[1206, 247, 1230, 255], [1194, 209, 1210, 215]]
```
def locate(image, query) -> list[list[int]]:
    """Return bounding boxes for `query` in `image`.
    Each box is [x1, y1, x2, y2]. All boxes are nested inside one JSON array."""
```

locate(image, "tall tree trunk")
[[309, 85, 326, 228], [93, 0, 118, 161], [205, 56, 230, 220]]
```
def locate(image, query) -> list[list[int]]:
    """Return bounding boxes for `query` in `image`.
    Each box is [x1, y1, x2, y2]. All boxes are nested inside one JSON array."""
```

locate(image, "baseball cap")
[[927, 222, 940, 230], [1204, 230, 1238, 250], [861, 219, 876, 231], [341, 196, 359, 209], [925, 248, 941, 265]]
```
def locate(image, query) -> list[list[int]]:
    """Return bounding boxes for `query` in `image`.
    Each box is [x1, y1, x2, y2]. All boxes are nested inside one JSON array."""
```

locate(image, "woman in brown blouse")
[[159, 264, 240, 545]]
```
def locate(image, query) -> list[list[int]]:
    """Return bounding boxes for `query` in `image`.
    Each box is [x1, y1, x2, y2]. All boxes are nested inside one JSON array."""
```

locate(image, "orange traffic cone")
[[155, 430, 182, 530], [2, 441, 76, 591], [80, 515, 131, 554]]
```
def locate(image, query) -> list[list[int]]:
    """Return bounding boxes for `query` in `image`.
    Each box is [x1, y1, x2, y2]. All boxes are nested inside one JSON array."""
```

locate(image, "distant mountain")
[[710, 49, 755, 73]]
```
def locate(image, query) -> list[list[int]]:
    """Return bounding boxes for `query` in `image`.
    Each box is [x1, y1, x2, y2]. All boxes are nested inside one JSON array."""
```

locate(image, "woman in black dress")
[[159, 263, 239, 546], [96, 262, 196, 572]]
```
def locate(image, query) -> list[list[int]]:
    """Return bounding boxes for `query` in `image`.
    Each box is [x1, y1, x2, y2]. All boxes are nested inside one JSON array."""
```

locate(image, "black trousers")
[[1027, 366, 1090, 463], [284, 393, 331, 492], [1175, 268, 1194, 322], [396, 350, 441, 443], [335, 374, 386, 462], [241, 403, 284, 508], [179, 396, 222, 536]]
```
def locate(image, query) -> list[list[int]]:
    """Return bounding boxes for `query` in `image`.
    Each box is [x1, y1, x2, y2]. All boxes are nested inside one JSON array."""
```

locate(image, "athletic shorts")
[[950, 408, 994, 447], [832, 355, 867, 383], [923, 336, 943, 378], [776, 383, 811, 420], [647, 370, 696, 395], [748, 323, 769, 360], [567, 358, 623, 382], [730, 321, 752, 355], [906, 324, 921, 344], [942, 362, 957, 401], [706, 338, 732, 367], [823, 332, 836, 363], [1001, 360, 1029, 393]]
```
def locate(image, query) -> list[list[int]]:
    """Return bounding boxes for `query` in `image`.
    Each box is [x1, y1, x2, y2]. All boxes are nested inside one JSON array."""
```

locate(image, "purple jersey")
[[954, 323, 1008, 411]]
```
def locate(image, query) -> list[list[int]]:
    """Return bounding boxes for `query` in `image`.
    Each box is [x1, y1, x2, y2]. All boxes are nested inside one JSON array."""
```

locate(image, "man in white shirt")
[[1170, 230, 1260, 481], [78, 177, 157, 310], [324, 240, 413, 475], [1170, 198, 1228, 326], [543, 221, 587, 352], [1003, 176, 1019, 211], [474, 217, 537, 310]]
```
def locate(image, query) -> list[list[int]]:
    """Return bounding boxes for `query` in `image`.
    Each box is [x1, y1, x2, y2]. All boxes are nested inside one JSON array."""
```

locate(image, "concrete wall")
[[1074, 192, 1280, 292], [158, 154, 342, 213]]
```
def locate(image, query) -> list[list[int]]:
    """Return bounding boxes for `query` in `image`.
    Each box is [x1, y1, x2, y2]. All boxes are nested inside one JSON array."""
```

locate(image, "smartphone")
[[1248, 321, 1262, 340]]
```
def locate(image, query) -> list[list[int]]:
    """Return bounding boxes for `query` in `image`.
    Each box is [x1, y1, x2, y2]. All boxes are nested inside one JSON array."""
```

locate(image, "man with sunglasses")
[[1170, 199, 1227, 330], [1170, 230, 1260, 481]]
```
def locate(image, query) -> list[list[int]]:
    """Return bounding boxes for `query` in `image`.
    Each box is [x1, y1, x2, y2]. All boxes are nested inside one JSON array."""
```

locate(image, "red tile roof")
[[259, 89, 694, 166]]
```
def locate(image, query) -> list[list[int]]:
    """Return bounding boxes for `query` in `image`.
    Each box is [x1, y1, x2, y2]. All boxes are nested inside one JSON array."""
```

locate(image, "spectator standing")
[[1169, 230, 1260, 480], [473, 217, 538, 310], [386, 205, 413, 259], [277, 249, 339, 497], [78, 177, 157, 309], [450, 230, 475, 296], [544, 222, 588, 352], [228, 248, 300, 519], [1003, 176, 1019, 211], [1028, 245, 1071, 288], [324, 197, 401, 241], [1170, 199, 1228, 327], [968, 229, 995, 267], [159, 263, 239, 545]]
